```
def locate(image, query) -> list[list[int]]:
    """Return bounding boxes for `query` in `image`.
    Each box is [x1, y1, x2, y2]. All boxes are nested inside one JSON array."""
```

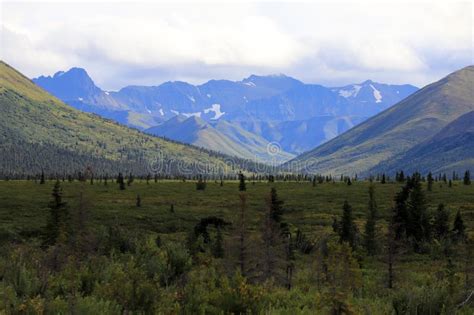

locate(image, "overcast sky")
[[1, 1, 472, 90]]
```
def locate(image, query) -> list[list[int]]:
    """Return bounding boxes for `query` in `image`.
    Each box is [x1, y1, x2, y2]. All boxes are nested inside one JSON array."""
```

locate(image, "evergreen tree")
[[196, 176, 206, 190], [117, 173, 125, 190], [43, 180, 70, 246], [406, 175, 431, 248], [452, 211, 466, 243], [364, 184, 378, 255], [347, 177, 352, 186], [381, 173, 386, 184], [40, 170, 45, 185], [463, 170, 471, 185], [433, 203, 450, 240], [338, 201, 357, 249], [136, 194, 141, 207], [239, 172, 246, 191], [427, 172, 433, 191], [269, 188, 284, 224], [259, 190, 288, 283]]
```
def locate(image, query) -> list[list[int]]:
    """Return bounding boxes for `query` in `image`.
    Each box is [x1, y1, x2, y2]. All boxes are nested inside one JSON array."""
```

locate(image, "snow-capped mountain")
[[33, 68, 418, 160]]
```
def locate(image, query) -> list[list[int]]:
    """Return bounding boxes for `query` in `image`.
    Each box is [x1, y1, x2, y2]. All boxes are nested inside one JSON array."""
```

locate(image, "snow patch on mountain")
[[243, 82, 256, 87], [78, 97, 83, 101], [188, 96, 195, 103], [369, 84, 383, 103], [171, 110, 180, 115], [159, 109, 164, 116], [104, 91, 110, 95], [204, 104, 225, 120], [338, 85, 362, 98], [182, 112, 202, 118], [207, 94, 211, 98]]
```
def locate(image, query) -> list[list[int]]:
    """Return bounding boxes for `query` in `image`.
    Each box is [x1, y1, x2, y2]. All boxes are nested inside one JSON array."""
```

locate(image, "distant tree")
[[464, 170, 471, 185], [347, 177, 352, 186], [406, 174, 431, 248], [239, 172, 246, 191], [433, 203, 450, 240], [146, 173, 151, 185], [104, 174, 108, 186], [364, 184, 378, 255], [427, 172, 433, 191], [335, 201, 358, 249], [196, 176, 206, 190], [40, 170, 45, 185], [449, 179, 453, 188], [154, 173, 158, 183], [170, 204, 175, 213], [268, 174, 275, 183], [452, 211, 466, 243], [381, 173, 386, 184], [43, 180, 70, 246], [136, 194, 141, 207], [117, 173, 125, 190], [90, 173, 94, 185], [258, 190, 288, 284], [267, 188, 282, 221]]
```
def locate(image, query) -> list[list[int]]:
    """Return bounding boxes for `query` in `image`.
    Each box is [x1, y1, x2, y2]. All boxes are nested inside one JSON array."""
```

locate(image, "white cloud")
[[1, 1, 472, 89]]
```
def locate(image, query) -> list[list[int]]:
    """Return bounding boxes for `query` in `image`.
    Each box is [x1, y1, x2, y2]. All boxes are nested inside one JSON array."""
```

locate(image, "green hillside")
[[146, 116, 295, 163], [0, 61, 261, 176], [287, 66, 474, 176], [372, 110, 474, 174]]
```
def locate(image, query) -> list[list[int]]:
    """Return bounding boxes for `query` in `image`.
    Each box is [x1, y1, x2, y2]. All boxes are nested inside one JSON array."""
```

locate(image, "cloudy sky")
[[1, 1, 472, 90]]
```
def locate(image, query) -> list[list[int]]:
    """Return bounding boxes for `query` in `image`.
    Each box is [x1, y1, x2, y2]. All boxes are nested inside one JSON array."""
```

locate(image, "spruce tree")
[[427, 172, 433, 191], [406, 174, 431, 248], [117, 173, 125, 190], [239, 172, 246, 191], [463, 170, 471, 185], [452, 211, 466, 243], [269, 187, 284, 224], [40, 170, 45, 185], [44, 180, 70, 246], [433, 203, 450, 240], [339, 201, 357, 249], [136, 194, 141, 207], [364, 184, 378, 255], [381, 174, 386, 184]]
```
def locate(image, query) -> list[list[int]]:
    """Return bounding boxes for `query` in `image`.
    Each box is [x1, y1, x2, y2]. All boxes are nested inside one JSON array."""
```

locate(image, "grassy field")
[[0, 179, 473, 314], [1, 179, 473, 240]]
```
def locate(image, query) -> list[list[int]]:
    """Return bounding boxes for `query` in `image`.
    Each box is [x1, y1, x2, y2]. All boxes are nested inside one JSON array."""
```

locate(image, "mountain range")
[[0, 61, 264, 176], [33, 68, 417, 161], [287, 66, 474, 176]]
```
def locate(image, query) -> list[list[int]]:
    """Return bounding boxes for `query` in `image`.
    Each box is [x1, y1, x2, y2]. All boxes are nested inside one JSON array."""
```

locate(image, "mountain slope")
[[0, 61, 261, 176], [371, 110, 474, 174], [287, 66, 474, 175], [146, 116, 295, 162]]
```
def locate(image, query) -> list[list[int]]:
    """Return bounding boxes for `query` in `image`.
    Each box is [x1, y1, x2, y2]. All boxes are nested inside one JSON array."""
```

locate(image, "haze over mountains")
[[33, 68, 417, 161], [287, 66, 474, 176]]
